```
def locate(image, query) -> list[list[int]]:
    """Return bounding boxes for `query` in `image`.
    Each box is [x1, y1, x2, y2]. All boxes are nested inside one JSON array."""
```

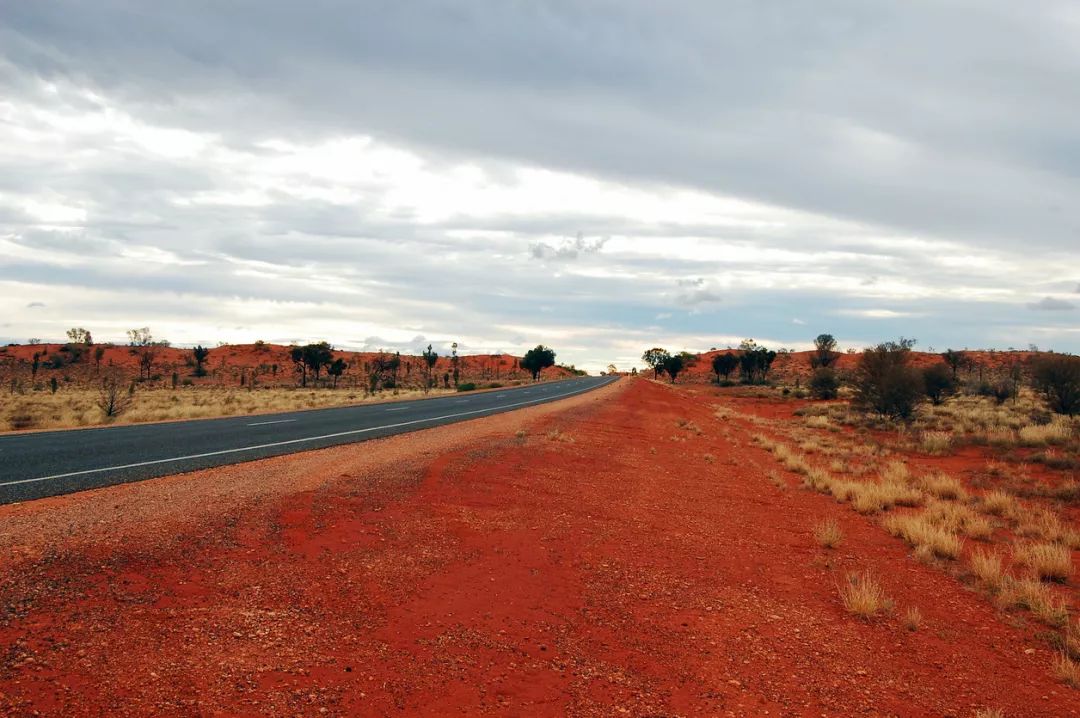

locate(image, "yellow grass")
[[903, 606, 923, 631], [919, 430, 953, 455], [813, 517, 844, 549], [969, 549, 1005, 592], [998, 577, 1069, 626], [917, 472, 968, 501], [978, 490, 1020, 519], [1055, 653, 1080, 688], [883, 514, 964, 560], [2, 385, 465, 431], [1014, 542, 1074, 582], [1019, 420, 1072, 447], [839, 571, 892, 619]]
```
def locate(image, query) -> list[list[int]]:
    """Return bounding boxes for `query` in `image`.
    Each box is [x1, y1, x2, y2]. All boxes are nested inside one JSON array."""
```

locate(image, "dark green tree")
[[192, 345, 210, 377], [421, 344, 438, 390], [662, 353, 685, 383], [853, 338, 923, 420], [711, 353, 739, 382], [810, 333, 839, 369], [922, 363, 957, 405], [521, 345, 557, 381], [327, 357, 347, 388], [809, 367, 840, 399], [1030, 354, 1080, 415], [941, 349, 972, 379], [641, 348, 670, 379]]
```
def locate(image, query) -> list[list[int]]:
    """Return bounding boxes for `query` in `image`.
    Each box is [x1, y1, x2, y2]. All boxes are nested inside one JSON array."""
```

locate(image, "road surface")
[[0, 376, 616, 504]]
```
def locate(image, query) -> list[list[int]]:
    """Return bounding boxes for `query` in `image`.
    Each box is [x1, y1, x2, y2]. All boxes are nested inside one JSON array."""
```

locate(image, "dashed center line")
[[247, 419, 297, 426]]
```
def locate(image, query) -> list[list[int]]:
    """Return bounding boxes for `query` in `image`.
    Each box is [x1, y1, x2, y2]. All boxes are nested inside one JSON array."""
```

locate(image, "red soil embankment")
[[0, 342, 572, 388], [0, 379, 1074, 716]]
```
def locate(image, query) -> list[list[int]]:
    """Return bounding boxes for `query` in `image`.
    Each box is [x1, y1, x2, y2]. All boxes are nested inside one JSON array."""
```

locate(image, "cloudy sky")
[[1, 1, 1078, 371]]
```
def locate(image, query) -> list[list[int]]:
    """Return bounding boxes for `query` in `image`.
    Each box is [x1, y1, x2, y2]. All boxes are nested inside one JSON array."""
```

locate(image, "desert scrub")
[[902, 606, 923, 631], [919, 430, 953, 455], [969, 549, 1006, 592], [978, 490, 1019, 519], [1014, 542, 1074, 582], [917, 472, 968, 501], [997, 577, 1069, 626], [1055, 653, 1080, 688], [838, 571, 892, 619], [883, 513, 964, 560], [813, 517, 843, 549]]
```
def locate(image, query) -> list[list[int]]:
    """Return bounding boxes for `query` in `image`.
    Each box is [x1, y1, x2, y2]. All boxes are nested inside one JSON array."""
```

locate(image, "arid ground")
[[1, 378, 1077, 716]]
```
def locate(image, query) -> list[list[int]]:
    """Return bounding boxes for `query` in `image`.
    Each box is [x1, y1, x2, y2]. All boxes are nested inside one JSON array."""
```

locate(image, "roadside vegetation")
[[1, 328, 571, 431]]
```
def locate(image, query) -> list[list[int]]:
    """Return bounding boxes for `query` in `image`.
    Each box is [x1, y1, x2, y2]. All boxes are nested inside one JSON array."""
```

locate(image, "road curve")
[[0, 376, 617, 504]]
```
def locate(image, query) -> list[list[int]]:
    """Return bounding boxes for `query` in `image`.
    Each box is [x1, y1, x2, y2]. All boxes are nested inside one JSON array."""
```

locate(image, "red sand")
[[0, 379, 1075, 716]]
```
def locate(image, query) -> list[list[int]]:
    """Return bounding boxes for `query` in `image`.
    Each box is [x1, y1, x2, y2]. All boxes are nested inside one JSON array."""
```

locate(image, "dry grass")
[[970, 549, 1006, 592], [919, 430, 953, 455], [917, 472, 968, 501], [839, 571, 892, 619], [974, 709, 1005, 718], [883, 514, 964, 560], [1014, 542, 1074, 582], [903, 606, 923, 631], [998, 577, 1069, 626], [978, 490, 1020, 519], [923, 501, 995, 541], [805, 415, 833, 430], [1019, 420, 1072, 447], [1054, 653, 1080, 688], [2, 385, 459, 431], [813, 518, 844, 549]]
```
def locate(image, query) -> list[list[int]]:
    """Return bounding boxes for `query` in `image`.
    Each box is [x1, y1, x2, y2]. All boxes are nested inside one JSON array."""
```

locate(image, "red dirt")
[[1, 379, 1076, 716]]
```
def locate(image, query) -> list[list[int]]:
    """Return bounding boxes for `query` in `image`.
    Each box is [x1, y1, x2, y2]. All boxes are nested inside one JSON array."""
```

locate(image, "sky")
[[1, 1, 1078, 372]]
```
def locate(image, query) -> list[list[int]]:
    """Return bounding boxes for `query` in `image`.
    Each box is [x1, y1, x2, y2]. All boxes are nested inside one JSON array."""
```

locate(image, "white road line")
[[1, 379, 615, 487], [385, 407, 409, 412], [246, 419, 297, 426]]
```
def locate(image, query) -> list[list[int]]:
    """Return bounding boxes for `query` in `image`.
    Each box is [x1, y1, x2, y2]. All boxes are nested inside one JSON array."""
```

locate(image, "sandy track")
[[0, 378, 1075, 716]]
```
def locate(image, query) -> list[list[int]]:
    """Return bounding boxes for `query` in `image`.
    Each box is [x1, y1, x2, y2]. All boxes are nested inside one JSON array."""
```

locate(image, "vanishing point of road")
[[0, 376, 617, 504]]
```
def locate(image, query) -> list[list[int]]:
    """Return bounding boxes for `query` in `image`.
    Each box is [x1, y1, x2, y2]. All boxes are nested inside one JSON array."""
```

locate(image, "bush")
[[852, 339, 923, 420], [1031, 354, 1080, 415], [809, 368, 840, 399], [922, 363, 956, 405], [456, 382, 477, 392]]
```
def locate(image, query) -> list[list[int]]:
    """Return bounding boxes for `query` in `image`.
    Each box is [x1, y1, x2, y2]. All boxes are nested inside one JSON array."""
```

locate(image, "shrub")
[[839, 571, 892, 619], [970, 549, 1005, 591], [1056, 653, 1080, 688], [1031, 354, 1080, 415], [903, 606, 923, 631], [853, 338, 923, 420], [456, 383, 477, 392], [919, 431, 952, 454], [883, 514, 963, 559], [809, 368, 840, 400], [922, 363, 957, 405], [1014, 542, 1074, 582], [813, 517, 843, 548]]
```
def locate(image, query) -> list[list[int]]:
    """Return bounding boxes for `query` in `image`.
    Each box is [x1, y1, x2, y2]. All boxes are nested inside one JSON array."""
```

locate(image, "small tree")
[[521, 345, 557, 381], [192, 345, 210, 377], [941, 349, 972, 380], [661, 353, 685, 383], [97, 373, 133, 419], [66, 327, 93, 345], [451, 342, 460, 388], [809, 368, 840, 399], [127, 327, 153, 346], [302, 342, 334, 385], [922, 363, 957, 405], [327, 358, 347, 388], [711, 353, 739, 383], [1030, 354, 1080, 415], [641, 348, 670, 379], [421, 344, 438, 391], [93, 345, 106, 372], [853, 338, 923, 420], [810, 334, 839, 369]]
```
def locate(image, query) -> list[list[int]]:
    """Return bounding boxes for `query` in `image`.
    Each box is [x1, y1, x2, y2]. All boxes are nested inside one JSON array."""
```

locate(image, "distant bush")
[[921, 363, 956, 405], [457, 382, 477, 392], [853, 338, 923, 420], [1031, 354, 1080, 415], [809, 368, 840, 400], [485, 382, 503, 389]]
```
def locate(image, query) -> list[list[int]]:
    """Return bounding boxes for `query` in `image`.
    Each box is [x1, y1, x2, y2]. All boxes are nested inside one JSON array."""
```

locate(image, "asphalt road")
[[0, 376, 617, 504]]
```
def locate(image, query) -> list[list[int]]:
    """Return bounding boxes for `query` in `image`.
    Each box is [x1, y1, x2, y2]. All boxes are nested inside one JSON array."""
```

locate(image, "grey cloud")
[[1028, 297, 1075, 311], [26, 302, 45, 308]]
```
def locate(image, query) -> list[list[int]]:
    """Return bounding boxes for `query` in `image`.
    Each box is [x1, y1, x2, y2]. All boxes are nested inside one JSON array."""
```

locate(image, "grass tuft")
[[839, 571, 892, 619], [813, 518, 844, 549]]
